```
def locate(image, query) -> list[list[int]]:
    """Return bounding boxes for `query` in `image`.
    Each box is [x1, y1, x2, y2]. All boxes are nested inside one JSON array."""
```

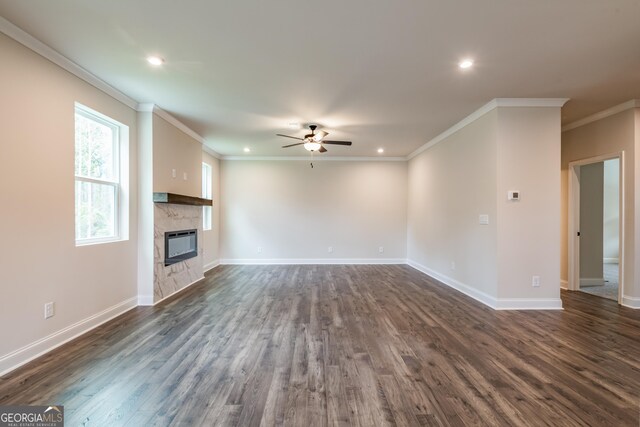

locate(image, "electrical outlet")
[[532, 276, 540, 287], [328, 246, 333, 253], [451, 261, 456, 271], [379, 246, 384, 253], [44, 302, 54, 319], [257, 246, 262, 254]]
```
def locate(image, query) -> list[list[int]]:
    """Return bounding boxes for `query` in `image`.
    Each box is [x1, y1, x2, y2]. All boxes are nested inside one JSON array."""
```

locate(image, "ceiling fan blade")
[[276, 134, 304, 141], [322, 140, 352, 146], [282, 142, 305, 148], [313, 130, 329, 141], [319, 146, 327, 153]]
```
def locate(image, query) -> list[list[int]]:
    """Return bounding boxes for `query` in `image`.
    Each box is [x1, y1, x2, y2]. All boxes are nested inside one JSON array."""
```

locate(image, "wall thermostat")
[[508, 191, 520, 201]]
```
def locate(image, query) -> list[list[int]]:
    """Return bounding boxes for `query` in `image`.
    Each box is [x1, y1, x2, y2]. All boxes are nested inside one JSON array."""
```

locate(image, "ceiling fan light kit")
[[303, 141, 322, 152], [276, 124, 353, 153]]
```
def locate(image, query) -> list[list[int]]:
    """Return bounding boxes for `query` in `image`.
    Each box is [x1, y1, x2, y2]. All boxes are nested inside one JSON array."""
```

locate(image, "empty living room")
[[1, 1, 639, 426]]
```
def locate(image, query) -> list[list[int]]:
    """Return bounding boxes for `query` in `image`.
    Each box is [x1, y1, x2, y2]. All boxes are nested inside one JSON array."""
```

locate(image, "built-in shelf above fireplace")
[[153, 192, 213, 206]]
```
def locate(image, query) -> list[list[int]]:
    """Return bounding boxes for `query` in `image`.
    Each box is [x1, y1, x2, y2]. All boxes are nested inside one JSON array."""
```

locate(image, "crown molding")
[[137, 103, 205, 144], [408, 98, 569, 160], [494, 98, 569, 108], [562, 99, 640, 132], [222, 156, 407, 161], [0, 18, 222, 158], [202, 144, 222, 159], [136, 103, 156, 113], [1, 19, 576, 162], [0, 16, 139, 110]]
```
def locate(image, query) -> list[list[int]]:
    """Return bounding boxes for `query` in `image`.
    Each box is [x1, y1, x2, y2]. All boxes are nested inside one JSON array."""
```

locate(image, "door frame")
[[568, 151, 624, 303]]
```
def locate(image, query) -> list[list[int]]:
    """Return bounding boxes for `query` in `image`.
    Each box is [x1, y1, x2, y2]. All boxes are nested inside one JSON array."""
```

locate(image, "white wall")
[[408, 110, 499, 298], [202, 151, 221, 270], [220, 160, 407, 262], [0, 33, 138, 373], [153, 114, 203, 197], [603, 159, 620, 262]]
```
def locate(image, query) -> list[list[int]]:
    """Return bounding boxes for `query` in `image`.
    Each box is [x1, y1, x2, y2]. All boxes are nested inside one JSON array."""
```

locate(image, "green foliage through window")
[[74, 106, 120, 243]]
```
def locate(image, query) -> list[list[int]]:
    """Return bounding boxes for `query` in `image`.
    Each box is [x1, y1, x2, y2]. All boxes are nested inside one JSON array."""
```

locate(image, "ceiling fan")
[[277, 125, 352, 153]]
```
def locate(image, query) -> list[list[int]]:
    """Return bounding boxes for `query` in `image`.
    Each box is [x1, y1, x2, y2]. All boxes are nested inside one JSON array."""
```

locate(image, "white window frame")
[[75, 103, 128, 246], [202, 162, 213, 230]]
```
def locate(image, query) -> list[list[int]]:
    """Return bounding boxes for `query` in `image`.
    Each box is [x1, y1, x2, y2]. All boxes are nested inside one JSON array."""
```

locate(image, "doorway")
[[568, 153, 624, 303]]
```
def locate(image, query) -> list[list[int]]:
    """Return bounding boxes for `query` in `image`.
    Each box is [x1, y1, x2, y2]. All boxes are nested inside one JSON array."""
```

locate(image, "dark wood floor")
[[1, 265, 639, 426]]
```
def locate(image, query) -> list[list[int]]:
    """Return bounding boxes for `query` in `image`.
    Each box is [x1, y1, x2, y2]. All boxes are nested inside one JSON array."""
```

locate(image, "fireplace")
[[164, 229, 197, 266]]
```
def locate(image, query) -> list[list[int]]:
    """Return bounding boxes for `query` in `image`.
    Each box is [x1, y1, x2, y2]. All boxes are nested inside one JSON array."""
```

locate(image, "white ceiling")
[[1, 0, 639, 157]]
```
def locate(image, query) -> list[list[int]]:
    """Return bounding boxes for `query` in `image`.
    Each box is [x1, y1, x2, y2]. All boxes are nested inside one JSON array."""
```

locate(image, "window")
[[202, 162, 212, 230], [75, 104, 127, 245]]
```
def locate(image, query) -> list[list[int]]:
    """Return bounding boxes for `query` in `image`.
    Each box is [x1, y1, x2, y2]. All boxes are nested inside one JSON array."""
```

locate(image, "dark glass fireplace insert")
[[164, 229, 197, 266]]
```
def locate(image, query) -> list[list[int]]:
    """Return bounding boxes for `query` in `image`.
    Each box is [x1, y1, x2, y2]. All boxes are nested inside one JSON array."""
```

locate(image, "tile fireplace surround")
[[153, 203, 204, 303]]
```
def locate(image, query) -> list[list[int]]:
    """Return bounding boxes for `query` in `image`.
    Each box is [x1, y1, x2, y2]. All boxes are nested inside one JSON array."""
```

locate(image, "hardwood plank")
[[0, 265, 638, 426]]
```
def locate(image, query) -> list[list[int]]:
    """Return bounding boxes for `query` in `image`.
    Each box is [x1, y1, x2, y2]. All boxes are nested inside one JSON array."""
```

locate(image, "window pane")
[[202, 164, 207, 196], [75, 112, 116, 181], [75, 181, 116, 240], [202, 163, 212, 198], [203, 206, 212, 230], [202, 162, 212, 230]]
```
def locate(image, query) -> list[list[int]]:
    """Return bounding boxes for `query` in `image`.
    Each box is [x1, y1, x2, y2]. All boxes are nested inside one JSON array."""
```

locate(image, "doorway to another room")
[[568, 154, 623, 303]]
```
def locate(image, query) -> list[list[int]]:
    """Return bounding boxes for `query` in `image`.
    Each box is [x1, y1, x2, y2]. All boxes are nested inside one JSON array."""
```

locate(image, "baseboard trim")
[[407, 260, 563, 310], [621, 295, 640, 309], [151, 276, 205, 306], [406, 260, 498, 309], [493, 298, 563, 310], [580, 278, 605, 287], [220, 258, 407, 265], [0, 297, 138, 377], [204, 260, 221, 273], [603, 258, 619, 264], [560, 280, 569, 290]]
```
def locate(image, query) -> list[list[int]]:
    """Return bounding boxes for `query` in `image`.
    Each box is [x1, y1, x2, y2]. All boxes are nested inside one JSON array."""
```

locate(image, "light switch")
[[479, 214, 489, 225], [172, 169, 176, 178], [183, 172, 188, 181]]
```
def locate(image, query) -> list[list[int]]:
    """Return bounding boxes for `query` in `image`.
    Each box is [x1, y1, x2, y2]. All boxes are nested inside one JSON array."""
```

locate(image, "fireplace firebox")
[[164, 229, 197, 266]]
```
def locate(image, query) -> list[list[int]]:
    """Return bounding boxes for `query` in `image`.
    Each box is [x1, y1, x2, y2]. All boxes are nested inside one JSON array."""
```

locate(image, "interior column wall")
[[495, 107, 562, 304], [137, 111, 154, 302]]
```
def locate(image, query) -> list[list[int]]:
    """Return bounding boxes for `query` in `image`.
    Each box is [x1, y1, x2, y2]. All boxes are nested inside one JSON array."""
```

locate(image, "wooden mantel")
[[153, 192, 213, 206]]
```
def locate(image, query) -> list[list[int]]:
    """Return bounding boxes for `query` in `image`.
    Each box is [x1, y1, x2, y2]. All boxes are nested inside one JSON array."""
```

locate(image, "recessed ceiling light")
[[147, 56, 164, 66], [459, 59, 474, 69], [243, 147, 251, 153], [377, 148, 384, 154]]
